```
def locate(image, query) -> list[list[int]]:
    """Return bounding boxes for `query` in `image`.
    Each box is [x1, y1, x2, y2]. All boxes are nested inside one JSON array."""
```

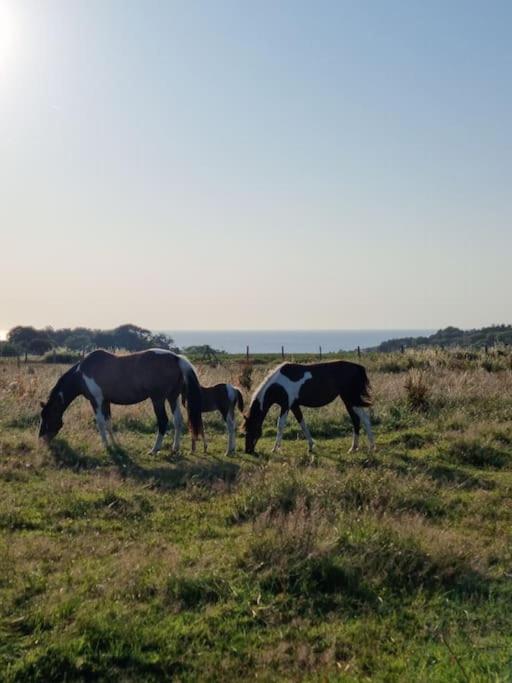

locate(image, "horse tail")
[[235, 388, 244, 413], [357, 365, 372, 407], [177, 356, 203, 439]]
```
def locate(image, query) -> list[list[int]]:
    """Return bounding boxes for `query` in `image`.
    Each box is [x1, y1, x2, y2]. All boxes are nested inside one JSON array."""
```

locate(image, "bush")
[[0, 342, 20, 357], [404, 370, 431, 411], [43, 350, 82, 364]]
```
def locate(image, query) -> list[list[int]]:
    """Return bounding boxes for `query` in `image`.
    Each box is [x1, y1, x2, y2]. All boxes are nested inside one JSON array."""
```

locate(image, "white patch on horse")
[[226, 413, 236, 454], [150, 348, 173, 355], [300, 418, 314, 451], [151, 432, 164, 453], [172, 404, 184, 452], [226, 384, 236, 404], [83, 374, 104, 408], [258, 369, 312, 410], [272, 411, 289, 452], [83, 373, 109, 448], [353, 406, 375, 448]]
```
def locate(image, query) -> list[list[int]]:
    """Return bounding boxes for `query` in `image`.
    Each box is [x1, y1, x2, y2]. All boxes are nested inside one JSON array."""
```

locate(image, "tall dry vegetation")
[[0, 348, 512, 681]]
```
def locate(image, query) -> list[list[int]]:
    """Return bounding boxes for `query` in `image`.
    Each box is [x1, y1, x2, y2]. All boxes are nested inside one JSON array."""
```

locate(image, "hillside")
[[374, 324, 512, 352]]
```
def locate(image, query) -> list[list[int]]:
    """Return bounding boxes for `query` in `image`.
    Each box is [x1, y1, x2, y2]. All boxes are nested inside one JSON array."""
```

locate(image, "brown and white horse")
[[182, 383, 244, 455], [244, 361, 374, 454], [39, 349, 203, 453]]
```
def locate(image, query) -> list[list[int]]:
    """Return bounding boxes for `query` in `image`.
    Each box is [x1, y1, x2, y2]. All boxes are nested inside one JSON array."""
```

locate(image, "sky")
[[1, 0, 511, 334]]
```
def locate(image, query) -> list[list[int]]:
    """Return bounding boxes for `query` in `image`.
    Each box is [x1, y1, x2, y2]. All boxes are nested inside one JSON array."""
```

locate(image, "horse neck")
[[53, 366, 81, 410], [249, 393, 270, 426]]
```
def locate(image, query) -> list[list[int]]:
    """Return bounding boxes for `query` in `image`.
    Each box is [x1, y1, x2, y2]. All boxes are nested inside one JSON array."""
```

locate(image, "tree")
[[109, 324, 174, 352], [28, 338, 53, 356], [64, 333, 93, 352], [0, 342, 20, 357], [8, 326, 50, 361]]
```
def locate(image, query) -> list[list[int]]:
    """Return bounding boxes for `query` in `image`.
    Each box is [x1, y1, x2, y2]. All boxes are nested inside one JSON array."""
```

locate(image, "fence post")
[[281, 345, 284, 360], [357, 345, 361, 359], [400, 344, 405, 354], [319, 345, 322, 360], [246, 345, 249, 362]]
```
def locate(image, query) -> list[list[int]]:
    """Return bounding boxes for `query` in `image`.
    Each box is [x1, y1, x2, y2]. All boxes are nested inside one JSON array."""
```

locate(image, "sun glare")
[[0, 3, 20, 70]]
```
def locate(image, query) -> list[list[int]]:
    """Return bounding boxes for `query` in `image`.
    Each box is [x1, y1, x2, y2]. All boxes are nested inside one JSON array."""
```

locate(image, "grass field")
[[1, 351, 512, 681]]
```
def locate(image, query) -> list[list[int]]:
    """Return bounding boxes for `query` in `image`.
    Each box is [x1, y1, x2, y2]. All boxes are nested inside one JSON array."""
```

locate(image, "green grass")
[[1, 356, 512, 681]]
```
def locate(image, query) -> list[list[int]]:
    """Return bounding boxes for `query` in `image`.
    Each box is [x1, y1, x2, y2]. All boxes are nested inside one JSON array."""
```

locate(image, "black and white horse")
[[183, 383, 244, 455], [39, 349, 203, 453], [244, 361, 374, 454]]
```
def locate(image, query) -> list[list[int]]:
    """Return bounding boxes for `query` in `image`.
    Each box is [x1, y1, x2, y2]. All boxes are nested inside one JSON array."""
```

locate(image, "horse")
[[39, 349, 203, 453], [244, 360, 374, 454], [182, 383, 244, 455]]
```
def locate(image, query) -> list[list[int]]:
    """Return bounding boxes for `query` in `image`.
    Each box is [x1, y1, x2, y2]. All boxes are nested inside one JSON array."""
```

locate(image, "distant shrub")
[[0, 342, 20, 357], [238, 362, 254, 391], [28, 338, 53, 355], [404, 370, 431, 412], [43, 350, 81, 364], [378, 361, 406, 373], [480, 358, 503, 373]]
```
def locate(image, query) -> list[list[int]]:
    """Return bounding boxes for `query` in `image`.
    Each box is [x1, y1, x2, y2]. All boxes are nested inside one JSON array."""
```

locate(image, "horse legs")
[[169, 399, 184, 454], [344, 403, 361, 453], [353, 406, 375, 450], [89, 399, 109, 450], [272, 408, 288, 453], [223, 406, 236, 456], [150, 397, 168, 454], [291, 405, 314, 452], [103, 401, 118, 446]]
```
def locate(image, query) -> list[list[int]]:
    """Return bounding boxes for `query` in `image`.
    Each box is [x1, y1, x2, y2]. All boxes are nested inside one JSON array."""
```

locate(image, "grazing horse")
[[182, 383, 244, 455], [39, 349, 203, 453], [244, 361, 374, 454]]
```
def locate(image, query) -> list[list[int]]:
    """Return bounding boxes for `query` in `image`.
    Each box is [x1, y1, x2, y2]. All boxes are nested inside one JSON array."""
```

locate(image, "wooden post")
[[357, 345, 361, 358], [319, 345, 322, 360], [484, 343, 488, 354], [246, 345, 249, 361], [281, 345, 284, 360], [400, 344, 405, 354]]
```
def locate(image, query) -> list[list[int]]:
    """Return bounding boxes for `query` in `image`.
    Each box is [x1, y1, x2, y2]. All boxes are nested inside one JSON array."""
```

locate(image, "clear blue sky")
[[1, 0, 511, 333]]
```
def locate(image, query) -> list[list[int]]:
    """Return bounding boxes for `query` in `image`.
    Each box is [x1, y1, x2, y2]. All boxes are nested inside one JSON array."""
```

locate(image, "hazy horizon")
[[2, 1, 511, 331]]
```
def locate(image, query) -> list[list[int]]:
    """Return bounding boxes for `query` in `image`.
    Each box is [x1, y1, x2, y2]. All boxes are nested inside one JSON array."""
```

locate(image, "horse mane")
[[249, 363, 286, 410], [47, 362, 80, 403]]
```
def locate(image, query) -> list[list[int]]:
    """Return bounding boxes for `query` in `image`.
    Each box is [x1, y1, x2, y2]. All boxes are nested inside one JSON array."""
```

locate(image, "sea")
[[164, 330, 434, 354]]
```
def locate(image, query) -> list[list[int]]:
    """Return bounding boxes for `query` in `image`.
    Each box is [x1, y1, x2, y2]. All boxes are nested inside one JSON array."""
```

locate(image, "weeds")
[[1, 355, 511, 681]]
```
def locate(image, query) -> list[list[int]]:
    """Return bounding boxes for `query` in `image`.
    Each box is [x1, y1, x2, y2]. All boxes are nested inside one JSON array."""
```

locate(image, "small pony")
[[182, 383, 244, 455]]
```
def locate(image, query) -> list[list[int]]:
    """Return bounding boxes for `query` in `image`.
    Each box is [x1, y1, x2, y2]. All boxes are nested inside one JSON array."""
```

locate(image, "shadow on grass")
[[49, 439, 241, 491], [49, 440, 105, 470]]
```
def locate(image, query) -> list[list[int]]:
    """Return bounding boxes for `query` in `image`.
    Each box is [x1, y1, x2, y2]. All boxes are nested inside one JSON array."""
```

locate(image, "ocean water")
[[165, 330, 434, 354]]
